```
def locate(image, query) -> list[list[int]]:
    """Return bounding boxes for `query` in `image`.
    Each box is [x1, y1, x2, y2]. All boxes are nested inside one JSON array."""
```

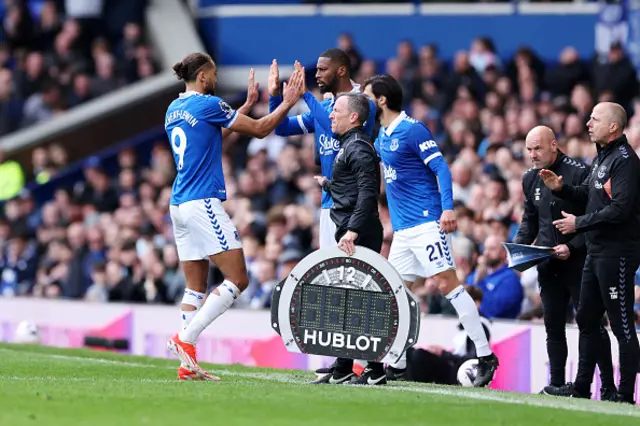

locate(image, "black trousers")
[[537, 258, 615, 388], [574, 255, 640, 396], [334, 220, 384, 374]]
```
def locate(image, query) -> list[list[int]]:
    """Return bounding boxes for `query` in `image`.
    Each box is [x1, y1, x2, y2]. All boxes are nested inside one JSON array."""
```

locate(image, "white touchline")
[[1, 347, 639, 418], [2, 376, 176, 383]]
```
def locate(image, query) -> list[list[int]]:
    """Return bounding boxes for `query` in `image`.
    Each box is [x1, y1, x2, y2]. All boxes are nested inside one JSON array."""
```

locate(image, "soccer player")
[[268, 49, 377, 249], [164, 52, 305, 380], [363, 74, 499, 387]]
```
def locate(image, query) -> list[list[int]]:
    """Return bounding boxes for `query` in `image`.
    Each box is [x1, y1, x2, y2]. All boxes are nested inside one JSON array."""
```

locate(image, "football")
[[14, 320, 41, 344], [457, 358, 479, 387]]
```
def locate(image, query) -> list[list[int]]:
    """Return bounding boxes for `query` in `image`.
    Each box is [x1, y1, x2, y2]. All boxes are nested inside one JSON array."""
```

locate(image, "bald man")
[[515, 126, 615, 398], [540, 102, 640, 404]]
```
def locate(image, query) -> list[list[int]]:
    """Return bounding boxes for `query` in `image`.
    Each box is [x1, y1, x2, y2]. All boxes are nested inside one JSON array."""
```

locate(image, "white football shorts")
[[170, 198, 242, 261], [319, 208, 338, 249], [388, 221, 456, 282]]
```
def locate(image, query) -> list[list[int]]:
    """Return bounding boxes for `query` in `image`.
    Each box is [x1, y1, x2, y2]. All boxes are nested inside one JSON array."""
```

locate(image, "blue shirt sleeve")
[[269, 94, 314, 136], [203, 96, 238, 128], [303, 92, 332, 133], [410, 124, 454, 211]]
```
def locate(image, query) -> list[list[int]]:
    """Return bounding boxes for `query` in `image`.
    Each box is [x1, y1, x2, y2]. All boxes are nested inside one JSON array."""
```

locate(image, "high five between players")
[[268, 50, 377, 249], [164, 52, 305, 380], [164, 52, 498, 388]]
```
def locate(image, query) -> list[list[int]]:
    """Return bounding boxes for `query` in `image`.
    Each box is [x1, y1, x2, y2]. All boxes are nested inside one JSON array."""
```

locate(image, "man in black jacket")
[[312, 92, 386, 386], [514, 125, 615, 398], [541, 102, 640, 404]]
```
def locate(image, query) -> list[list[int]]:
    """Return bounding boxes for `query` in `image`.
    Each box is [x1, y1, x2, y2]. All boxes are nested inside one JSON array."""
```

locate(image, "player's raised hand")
[[268, 59, 280, 96], [439, 210, 457, 234], [539, 169, 564, 191], [244, 68, 259, 108], [283, 67, 304, 105], [294, 60, 307, 95]]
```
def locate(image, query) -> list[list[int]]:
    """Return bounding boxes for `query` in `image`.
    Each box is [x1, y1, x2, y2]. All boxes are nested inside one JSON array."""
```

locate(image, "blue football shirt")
[[165, 91, 237, 205], [375, 111, 454, 232], [270, 85, 376, 209]]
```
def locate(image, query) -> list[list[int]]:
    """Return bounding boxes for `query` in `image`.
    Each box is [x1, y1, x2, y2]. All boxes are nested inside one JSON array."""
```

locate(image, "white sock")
[[446, 285, 492, 357], [180, 289, 205, 329], [389, 352, 407, 370], [178, 281, 240, 344]]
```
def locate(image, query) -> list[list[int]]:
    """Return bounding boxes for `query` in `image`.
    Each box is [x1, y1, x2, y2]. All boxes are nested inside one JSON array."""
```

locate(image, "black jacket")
[[321, 126, 381, 234], [514, 151, 589, 256], [555, 135, 640, 257]]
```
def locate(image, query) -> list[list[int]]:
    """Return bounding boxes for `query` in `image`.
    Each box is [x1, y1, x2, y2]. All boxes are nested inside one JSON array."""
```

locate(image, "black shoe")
[[385, 366, 406, 381], [311, 369, 355, 385], [538, 385, 561, 395], [542, 383, 590, 399], [608, 392, 635, 404], [600, 386, 618, 402], [346, 368, 387, 386], [315, 360, 337, 376], [473, 353, 499, 387]]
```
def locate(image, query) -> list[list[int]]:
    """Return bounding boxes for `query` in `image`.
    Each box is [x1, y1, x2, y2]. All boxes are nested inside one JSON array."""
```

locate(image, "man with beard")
[[164, 52, 305, 381], [363, 74, 498, 386], [541, 102, 640, 404], [269, 49, 376, 250]]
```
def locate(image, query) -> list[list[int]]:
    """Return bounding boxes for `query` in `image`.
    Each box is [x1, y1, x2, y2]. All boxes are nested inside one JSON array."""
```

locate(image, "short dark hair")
[[172, 52, 214, 82], [92, 260, 106, 273], [319, 48, 351, 72], [337, 92, 370, 126], [363, 74, 403, 112]]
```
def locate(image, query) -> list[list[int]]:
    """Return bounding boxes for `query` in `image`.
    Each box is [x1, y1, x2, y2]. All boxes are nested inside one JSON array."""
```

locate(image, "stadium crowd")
[[1, 31, 640, 325], [0, 0, 158, 137]]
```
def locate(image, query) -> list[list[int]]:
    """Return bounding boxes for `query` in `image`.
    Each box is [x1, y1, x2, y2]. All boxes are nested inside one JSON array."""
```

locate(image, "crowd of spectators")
[[0, 0, 158, 137], [1, 31, 640, 325]]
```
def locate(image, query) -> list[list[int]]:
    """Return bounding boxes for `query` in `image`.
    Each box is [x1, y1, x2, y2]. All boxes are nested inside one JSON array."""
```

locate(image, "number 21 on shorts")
[[426, 242, 444, 262]]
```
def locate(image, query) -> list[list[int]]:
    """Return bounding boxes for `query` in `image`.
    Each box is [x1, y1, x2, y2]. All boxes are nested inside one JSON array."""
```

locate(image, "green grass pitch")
[[0, 343, 638, 425]]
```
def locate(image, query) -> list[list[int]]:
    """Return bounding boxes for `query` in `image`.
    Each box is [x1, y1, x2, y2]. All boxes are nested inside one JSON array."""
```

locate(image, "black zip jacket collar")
[[514, 150, 589, 256], [556, 135, 640, 257], [336, 126, 366, 142], [596, 135, 627, 154], [322, 125, 381, 234]]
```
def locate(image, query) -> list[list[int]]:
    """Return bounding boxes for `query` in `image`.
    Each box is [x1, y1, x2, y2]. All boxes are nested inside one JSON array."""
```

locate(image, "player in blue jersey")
[[268, 49, 377, 249], [164, 52, 305, 380], [363, 75, 499, 387], [270, 51, 377, 377]]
